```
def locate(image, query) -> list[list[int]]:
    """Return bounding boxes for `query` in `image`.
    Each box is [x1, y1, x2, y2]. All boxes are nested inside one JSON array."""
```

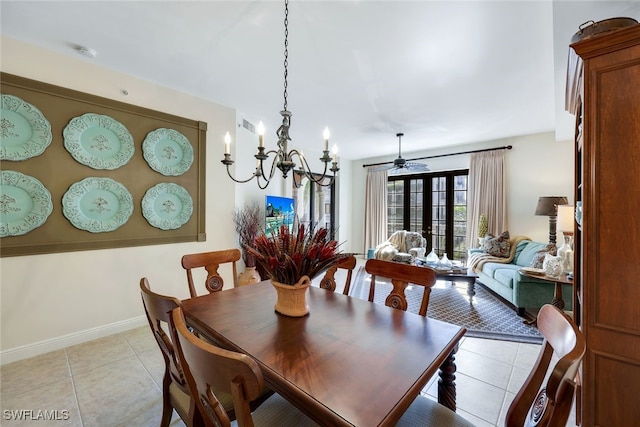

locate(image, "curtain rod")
[[362, 145, 513, 168]]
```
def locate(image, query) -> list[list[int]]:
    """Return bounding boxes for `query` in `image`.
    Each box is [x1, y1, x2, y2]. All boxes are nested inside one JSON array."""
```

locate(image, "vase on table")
[[271, 275, 311, 317], [237, 266, 261, 286]]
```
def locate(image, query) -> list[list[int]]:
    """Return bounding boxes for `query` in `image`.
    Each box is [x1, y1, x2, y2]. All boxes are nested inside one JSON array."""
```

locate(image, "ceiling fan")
[[371, 133, 430, 174]]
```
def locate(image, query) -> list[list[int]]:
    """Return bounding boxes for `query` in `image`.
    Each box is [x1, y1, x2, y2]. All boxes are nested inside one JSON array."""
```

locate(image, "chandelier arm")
[[289, 150, 336, 187], [223, 164, 260, 184]]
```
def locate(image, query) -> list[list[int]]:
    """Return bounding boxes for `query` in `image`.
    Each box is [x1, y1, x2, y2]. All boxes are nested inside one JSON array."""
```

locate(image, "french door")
[[387, 170, 468, 261]]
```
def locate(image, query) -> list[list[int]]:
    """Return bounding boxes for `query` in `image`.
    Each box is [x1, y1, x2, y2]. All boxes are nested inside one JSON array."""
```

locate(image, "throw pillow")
[[482, 230, 511, 257], [529, 244, 557, 269]]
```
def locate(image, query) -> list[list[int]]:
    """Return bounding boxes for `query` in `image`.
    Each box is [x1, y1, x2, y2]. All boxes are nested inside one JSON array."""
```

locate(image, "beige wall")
[[348, 132, 575, 254]]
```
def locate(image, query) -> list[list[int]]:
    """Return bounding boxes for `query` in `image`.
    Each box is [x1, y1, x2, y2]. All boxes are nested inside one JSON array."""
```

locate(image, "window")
[[387, 170, 468, 261]]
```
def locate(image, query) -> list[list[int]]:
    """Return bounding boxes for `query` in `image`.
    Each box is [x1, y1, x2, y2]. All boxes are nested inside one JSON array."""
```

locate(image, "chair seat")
[[250, 393, 318, 426], [168, 382, 192, 421], [396, 395, 475, 427]]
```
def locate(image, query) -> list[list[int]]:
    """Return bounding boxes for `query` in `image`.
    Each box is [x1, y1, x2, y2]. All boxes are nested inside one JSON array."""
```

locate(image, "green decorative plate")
[[0, 170, 53, 237], [142, 128, 194, 176], [62, 177, 133, 233], [0, 94, 53, 161], [63, 113, 134, 170], [141, 183, 193, 230]]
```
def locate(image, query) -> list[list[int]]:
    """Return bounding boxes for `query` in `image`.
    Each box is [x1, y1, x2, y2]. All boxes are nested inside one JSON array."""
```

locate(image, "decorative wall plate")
[[141, 182, 193, 230], [63, 113, 134, 170], [0, 170, 53, 237], [62, 177, 133, 233], [142, 128, 194, 176], [1, 94, 53, 161]]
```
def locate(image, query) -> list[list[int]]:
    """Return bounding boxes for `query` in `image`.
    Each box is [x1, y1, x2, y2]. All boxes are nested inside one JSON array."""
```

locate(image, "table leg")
[[438, 345, 459, 412], [465, 278, 476, 305], [551, 282, 565, 310]]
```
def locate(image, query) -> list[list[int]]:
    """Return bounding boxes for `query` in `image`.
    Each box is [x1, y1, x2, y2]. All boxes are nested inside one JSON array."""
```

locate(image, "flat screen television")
[[265, 195, 295, 236]]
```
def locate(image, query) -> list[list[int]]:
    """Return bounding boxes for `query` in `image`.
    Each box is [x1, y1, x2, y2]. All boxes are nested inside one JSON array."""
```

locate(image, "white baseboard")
[[0, 315, 147, 365]]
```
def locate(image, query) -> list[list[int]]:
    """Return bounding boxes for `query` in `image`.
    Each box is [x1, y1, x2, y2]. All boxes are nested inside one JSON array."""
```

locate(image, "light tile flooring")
[[1, 326, 577, 426]]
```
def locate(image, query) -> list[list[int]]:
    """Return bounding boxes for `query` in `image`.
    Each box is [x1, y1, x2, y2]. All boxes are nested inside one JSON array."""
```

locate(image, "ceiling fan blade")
[[389, 162, 430, 175]]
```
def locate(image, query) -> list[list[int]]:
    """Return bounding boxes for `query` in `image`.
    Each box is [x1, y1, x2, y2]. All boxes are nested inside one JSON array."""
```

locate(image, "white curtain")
[[364, 168, 388, 254], [466, 150, 507, 249]]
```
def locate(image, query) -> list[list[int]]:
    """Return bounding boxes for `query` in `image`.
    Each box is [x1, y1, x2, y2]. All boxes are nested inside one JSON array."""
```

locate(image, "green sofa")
[[471, 240, 573, 316]]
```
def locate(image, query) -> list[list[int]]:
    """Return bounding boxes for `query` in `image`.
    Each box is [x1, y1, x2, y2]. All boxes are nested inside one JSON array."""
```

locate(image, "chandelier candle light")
[[221, 0, 339, 189]]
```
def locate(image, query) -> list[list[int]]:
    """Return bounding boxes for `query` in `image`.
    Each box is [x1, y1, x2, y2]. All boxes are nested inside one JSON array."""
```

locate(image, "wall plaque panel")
[[0, 73, 206, 257]]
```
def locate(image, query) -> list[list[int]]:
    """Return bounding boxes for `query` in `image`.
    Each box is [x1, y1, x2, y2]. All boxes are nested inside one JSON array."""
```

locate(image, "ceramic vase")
[[542, 253, 563, 278], [271, 276, 311, 317], [237, 266, 261, 286]]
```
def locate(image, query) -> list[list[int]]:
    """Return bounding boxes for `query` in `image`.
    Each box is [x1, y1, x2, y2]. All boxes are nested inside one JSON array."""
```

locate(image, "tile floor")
[[0, 325, 577, 426]]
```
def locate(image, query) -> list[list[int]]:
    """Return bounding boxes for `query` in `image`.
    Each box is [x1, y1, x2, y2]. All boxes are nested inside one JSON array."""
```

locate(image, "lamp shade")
[[557, 204, 575, 232], [534, 196, 568, 216]]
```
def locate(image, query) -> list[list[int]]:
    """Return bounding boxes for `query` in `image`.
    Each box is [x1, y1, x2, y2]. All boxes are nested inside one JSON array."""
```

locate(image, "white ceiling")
[[1, 1, 638, 161]]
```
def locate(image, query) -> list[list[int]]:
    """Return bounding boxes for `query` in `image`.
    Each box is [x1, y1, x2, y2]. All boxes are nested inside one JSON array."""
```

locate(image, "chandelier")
[[221, 0, 339, 189]]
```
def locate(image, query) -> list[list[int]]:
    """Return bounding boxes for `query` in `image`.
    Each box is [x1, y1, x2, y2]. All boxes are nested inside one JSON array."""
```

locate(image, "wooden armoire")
[[568, 22, 640, 426]]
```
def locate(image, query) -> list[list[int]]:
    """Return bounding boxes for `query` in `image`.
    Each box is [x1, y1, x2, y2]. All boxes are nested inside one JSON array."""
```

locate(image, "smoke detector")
[[75, 45, 97, 58]]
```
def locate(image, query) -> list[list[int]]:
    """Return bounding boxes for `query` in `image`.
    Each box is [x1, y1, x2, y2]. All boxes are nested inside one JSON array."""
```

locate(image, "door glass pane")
[[408, 178, 422, 234], [387, 180, 404, 236]]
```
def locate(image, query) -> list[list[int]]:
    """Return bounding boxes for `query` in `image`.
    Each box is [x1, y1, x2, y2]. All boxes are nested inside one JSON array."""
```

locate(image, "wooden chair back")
[[318, 255, 357, 295], [364, 259, 436, 317], [181, 249, 241, 297], [139, 278, 198, 427], [506, 304, 586, 427], [170, 307, 266, 427]]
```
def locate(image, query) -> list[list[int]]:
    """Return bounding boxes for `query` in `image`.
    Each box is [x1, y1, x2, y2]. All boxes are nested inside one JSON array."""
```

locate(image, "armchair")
[[374, 230, 426, 263]]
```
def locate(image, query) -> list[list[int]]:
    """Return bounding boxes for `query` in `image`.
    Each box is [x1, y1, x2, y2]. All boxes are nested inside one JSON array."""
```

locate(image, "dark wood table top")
[[181, 281, 466, 426]]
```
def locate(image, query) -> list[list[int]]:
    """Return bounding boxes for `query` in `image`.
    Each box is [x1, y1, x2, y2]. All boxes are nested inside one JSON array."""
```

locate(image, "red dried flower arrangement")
[[243, 223, 347, 285]]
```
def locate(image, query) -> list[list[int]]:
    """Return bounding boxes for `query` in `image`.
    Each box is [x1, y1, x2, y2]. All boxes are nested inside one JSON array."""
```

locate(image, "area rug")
[[348, 267, 543, 344]]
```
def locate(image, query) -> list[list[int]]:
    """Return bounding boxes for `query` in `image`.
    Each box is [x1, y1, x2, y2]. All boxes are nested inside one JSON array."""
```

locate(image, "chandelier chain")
[[283, 0, 289, 112]]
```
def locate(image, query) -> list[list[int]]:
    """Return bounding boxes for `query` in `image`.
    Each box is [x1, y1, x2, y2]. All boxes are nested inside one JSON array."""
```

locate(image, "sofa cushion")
[[482, 230, 510, 257], [529, 244, 557, 269], [482, 262, 520, 279], [515, 241, 549, 267]]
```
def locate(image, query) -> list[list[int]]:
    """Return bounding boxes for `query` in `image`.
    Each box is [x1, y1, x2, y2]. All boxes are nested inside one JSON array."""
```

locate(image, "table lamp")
[[556, 204, 575, 275], [534, 196, 568, 245]]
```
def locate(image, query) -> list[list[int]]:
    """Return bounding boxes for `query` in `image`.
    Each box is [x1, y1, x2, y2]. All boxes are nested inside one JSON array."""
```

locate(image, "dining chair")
[[395, 304, 586, 427], [141, 278, 273, 424], [139, 277, 202, 427], [169, 306, 318, 427], [364, 258, 436, 316], [318, 255, 357, 295], [181, 249, 241, 297]]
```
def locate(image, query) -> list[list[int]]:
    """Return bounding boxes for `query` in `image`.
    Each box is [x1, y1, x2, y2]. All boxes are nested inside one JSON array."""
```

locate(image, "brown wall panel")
[[0, 73, 206, 256]]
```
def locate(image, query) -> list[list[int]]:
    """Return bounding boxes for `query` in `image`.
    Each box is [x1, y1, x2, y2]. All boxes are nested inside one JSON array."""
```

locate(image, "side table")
[[518, 269, 572, 325]]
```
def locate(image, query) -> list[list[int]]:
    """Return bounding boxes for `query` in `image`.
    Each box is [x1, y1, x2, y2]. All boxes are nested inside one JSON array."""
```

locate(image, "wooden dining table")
[[181, 280, 466, 426]]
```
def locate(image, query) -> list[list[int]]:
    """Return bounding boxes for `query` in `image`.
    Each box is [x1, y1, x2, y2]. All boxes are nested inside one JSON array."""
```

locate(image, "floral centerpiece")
[[243, 222, 348, 316]]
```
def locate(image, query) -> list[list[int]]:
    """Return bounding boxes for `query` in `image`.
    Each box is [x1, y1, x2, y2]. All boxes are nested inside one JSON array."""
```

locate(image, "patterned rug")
[[348, 267, 543, 344]]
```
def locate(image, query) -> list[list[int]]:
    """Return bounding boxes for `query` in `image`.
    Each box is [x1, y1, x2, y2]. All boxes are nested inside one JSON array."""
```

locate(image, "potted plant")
[[233, 202, 263, 286], [243, 221, 348, 317], [478, 214, 489, 247]]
